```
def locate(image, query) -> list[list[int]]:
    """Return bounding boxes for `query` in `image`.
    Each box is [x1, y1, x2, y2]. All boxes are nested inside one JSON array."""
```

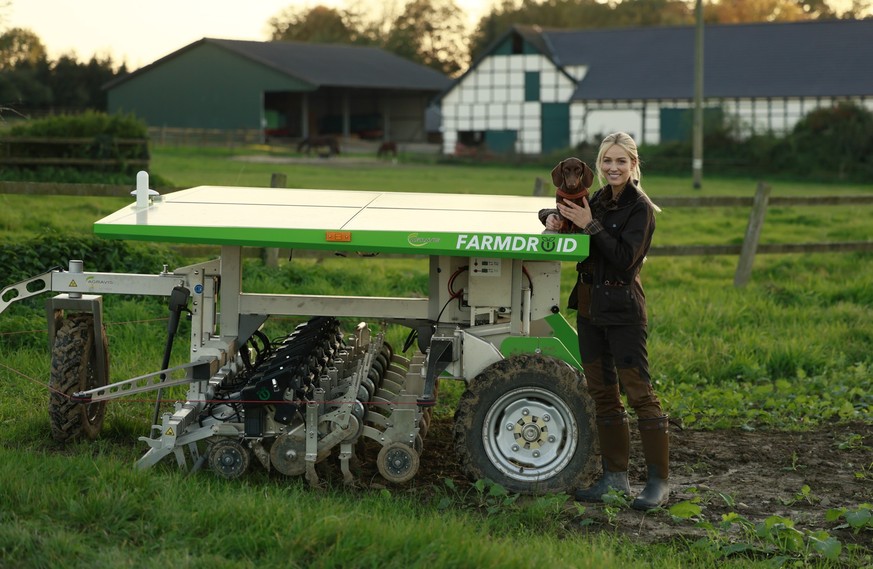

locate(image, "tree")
[[836, 0, 871, 18], [384, 0, 468, 75], [0, 66, 52, 108], [268, 5, 361, 44], [612, 0, 695, 26], [706, 0, 807, 23], [0, 27, 47, 70]]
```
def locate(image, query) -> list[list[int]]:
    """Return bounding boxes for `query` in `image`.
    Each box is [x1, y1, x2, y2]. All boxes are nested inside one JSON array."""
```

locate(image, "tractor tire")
[[453, 354, 597, 495], [49, 314, 109, 442]]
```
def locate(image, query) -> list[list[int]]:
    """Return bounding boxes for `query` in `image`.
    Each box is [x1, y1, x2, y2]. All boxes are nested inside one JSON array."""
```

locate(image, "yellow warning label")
[[69, 280, 78, 287], [165, 427, 175, 436]]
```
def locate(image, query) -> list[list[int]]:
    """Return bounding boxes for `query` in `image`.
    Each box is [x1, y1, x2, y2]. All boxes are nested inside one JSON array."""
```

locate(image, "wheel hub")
[[518, 417, 547, 446], [386, 448, 411, 475], [208, 439, 250, 479], [483, 387, 577, 482]]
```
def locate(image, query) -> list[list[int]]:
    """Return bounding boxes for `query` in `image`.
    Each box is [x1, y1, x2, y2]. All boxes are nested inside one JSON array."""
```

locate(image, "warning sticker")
[[69, 280, 78, 287], [165, 427, 175, 436]]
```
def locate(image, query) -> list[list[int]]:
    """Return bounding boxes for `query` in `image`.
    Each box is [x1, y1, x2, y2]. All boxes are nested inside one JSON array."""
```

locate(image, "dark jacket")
[[539, 181, 655, 325]]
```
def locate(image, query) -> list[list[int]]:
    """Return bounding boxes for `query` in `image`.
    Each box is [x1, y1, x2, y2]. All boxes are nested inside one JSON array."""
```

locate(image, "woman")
[[539, 132, 669, 510]]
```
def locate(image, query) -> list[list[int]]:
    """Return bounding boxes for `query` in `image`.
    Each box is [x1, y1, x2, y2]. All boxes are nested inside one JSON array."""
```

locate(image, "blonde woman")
[[539, 132, 669, 510]]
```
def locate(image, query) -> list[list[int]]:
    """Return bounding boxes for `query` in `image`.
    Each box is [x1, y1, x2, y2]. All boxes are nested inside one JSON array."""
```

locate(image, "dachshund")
[[551, 157, 595, 233]]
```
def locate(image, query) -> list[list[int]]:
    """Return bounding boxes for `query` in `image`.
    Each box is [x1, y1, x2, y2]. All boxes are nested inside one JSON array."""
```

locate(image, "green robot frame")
[[0, 173, 598, 493]]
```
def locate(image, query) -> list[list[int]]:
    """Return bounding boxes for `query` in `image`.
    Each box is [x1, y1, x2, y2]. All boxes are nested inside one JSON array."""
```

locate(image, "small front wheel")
[[453, 354, 597, 495], [377, 442, 420, 484]]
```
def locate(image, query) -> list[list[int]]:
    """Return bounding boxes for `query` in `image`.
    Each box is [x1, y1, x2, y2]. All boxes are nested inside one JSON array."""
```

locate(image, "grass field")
[[1, 146, 871, 567]]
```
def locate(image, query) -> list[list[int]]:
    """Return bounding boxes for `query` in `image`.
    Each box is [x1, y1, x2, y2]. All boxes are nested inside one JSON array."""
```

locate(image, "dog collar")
[[556, 188, 588, 200]]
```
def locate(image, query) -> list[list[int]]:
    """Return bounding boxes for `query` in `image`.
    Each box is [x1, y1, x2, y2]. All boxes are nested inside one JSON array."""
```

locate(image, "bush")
[[639, 101, 873, 183], [0, 233, 181, 284], [8, 111, 147, 139], [1, 111, 152, 182], [784, 101, 873, 181]]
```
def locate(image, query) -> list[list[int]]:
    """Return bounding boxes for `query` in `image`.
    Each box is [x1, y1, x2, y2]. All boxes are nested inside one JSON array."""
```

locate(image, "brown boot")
[[632, 415, 670, 510], [575, 413, 631, 501]]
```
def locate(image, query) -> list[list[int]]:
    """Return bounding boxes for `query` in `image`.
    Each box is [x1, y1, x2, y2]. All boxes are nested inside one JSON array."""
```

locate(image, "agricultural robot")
[[0, 174, 599, 493]]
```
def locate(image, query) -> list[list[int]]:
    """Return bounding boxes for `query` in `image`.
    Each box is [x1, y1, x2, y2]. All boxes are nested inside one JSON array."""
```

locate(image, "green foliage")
[[9, 110, 147, 139], [469, 0, 690, 62], [268, 5, 360, 44], [267, 0, 467, 75], [0, 232, 180, 285], [688, 510, 845, 562], [787, 101, 873, 181], [0, 165, 172, 186], [641, 101, 873, 183], [826, 503, 873, 534], [0, 27, 126, 114], [1, 111, 150, 180]]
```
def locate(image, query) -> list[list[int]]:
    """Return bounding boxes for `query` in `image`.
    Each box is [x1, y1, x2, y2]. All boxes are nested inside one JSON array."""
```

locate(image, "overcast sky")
[[5, 0, 493, 70]]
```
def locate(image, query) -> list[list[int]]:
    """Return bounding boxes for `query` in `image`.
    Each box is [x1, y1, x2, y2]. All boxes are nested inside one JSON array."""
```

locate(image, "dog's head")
[[551, 157, 594, 196]]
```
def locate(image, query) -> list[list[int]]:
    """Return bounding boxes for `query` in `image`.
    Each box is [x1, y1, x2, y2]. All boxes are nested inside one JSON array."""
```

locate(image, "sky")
[[5, 0, 494, 70]]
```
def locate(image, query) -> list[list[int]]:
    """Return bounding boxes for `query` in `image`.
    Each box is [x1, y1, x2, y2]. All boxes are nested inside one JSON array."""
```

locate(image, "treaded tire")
[[49, 314, 109, 442], [453, 354, 597, 495]]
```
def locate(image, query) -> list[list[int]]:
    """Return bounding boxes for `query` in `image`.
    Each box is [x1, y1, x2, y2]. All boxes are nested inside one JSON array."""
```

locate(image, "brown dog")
[[551, 157, 595, 233]]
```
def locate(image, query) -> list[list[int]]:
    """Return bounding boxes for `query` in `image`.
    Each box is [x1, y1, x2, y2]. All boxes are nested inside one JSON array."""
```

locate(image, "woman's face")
[[600, 144, 635, 190]]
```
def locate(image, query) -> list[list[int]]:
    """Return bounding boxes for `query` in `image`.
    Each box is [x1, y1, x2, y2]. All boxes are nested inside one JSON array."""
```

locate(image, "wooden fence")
[[3, 178, 871, 285], [147, 127, 263, 148]]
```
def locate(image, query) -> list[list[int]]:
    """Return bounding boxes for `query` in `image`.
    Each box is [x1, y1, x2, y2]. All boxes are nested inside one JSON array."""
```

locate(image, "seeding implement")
[[0, 173, 598, 493]]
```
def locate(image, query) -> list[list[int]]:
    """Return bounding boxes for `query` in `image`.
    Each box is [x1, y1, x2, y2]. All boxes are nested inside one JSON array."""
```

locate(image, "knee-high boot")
[[574, 413, 631, 501], [632, 415, 670, 510]]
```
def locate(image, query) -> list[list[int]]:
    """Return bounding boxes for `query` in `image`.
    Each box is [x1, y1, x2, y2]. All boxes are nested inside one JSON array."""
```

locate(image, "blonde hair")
[[595, 132, 661, 213]]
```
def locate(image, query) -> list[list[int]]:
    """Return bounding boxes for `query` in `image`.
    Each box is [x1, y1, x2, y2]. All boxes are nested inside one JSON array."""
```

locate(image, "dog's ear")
[[551, 161, 565, 187], [582, 162, 595, 188]]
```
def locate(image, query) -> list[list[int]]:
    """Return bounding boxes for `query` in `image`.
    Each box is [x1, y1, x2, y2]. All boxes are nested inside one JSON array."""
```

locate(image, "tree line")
[[0, 28, 126, 117], [269, 0, 869, 75], [0, 0, 868, 117]]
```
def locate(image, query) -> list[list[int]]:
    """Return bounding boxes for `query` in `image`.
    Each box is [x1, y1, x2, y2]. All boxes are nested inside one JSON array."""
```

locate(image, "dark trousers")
[[576, 317, 663, 420]]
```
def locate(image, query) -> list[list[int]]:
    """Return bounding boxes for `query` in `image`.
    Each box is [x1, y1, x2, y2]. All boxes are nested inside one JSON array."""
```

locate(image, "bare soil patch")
[[387, 418, 873, 550]]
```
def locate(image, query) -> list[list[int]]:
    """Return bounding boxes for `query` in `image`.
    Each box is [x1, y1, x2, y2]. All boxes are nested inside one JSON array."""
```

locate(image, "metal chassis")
[[1, 243, 580, 474]]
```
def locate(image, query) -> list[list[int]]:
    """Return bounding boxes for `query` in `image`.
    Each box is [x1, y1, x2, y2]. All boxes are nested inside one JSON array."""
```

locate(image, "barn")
[[439, 19, 873, 155], [106, 38, 451, 143]]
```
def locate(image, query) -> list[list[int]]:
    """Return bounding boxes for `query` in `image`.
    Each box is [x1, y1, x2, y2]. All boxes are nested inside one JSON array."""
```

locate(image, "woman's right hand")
[[545, 213, 562, 231]]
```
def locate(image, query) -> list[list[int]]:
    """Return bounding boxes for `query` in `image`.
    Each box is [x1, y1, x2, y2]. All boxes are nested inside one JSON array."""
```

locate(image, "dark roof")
[[108, 38, 451, 92], [476, 20, 873, 101]]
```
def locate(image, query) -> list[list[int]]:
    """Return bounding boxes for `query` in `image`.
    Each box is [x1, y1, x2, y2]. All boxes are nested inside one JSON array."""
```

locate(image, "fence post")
[[532, 177, 546, 196], [262, 173, 287, 267], [734, 181, 771, 287]]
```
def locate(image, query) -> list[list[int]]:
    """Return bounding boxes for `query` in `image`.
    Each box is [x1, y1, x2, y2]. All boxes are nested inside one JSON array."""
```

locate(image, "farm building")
[[439, 19, 873, 155], [106, 39, 451, 143]]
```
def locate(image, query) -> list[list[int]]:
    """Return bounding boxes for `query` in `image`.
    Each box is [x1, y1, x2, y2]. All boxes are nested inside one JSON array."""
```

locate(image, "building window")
[[525, 72, 540, 102]]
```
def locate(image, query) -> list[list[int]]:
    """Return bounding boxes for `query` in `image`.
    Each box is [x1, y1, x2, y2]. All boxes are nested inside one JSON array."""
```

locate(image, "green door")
[[660, 107, 725, 142], [485, 130, 517, 153], [541, 103, 570, 153]]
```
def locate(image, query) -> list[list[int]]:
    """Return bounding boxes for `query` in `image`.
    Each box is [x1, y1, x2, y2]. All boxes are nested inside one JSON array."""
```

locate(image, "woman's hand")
[[556, 197, 592, 229], [545, 213, 562, 231]]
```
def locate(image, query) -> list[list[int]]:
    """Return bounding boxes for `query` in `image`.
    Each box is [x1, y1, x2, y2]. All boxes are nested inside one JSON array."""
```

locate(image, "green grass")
[[1, 146, 871, 567], [4, 145, 872, 246]]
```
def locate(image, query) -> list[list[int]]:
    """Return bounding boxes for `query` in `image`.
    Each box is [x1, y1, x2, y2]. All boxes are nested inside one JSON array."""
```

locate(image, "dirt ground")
[[391, 418, 873, 551]]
